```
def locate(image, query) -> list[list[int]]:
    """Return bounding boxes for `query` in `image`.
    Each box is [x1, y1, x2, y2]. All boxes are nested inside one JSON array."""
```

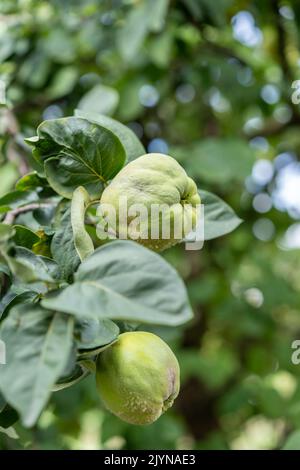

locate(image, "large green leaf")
[[6, 247, 59, 283], [200, 190, 242, 240], [71, 186, 94, 261], [75, 110, 145, 163], [26, 117, 126, 199], [42, 240, 193, 326], [0, 304, 74, 427], [172, 138, 254, 184], [50, 202, 80, 282], [77, 84, 119, 116], [0, 290, 38, 322], [117, 0, 169, 61]]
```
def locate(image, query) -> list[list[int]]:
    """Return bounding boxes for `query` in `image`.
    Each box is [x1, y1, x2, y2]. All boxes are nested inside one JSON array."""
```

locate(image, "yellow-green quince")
[[99, 153, 200, 251], [96, 331, 180, 425]]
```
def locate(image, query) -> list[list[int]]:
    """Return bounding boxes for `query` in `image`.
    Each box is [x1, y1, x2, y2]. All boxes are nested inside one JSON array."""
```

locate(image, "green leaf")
[[0, 393, 5, 412], [18, 50, 50, 88], [0, 163, 19, 198], [200, 190, 242, 240], [117, 0, 169, 61], [0, 190, 39, 213], [0, 290, 38, 322], [117, 77, 144, 121], [51, 344, 88, 391], [6, 247, 59, 283], [282, 430, 300, 450], [182, 0, 203, 19], [50, 202, 80, 282], [0, 223, 15, 243], [148, 30, 174, 68], [172, 138, 254, 184], [15, 172, 47, 191], [74, 110, 145, 163], [71, 186, 94, 261], [42, 240, 193, 326], [0, 263, 10, 277], [147, 0, 170, 31], [41, 28, 75, 63], [0, 404, 18, 429], [77, 84, 119, 116], [46, 66, 78, 100], [0, 304, 74, 427], [76, 317, 119, 354], [12, 225, 40, 249], [52, 362, 89, 392], [179, 346, 239, 389], [0, 425, 18, 439], [117, 4, 149, 62], [27, 117, 126, 199]]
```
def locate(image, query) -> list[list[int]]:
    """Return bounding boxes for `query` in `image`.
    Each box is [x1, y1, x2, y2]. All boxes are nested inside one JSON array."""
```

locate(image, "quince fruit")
[[99, 153, 200, 251], [96, 331, 180, 425]]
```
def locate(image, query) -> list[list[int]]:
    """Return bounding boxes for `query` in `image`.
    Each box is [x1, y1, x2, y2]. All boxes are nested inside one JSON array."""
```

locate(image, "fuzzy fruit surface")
[[96, 331, 180, 425], [100, 153, 200, 251]]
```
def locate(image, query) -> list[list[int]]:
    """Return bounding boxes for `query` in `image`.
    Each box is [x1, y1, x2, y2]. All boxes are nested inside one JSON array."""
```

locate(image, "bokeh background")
[[1, 0, 300, 450]]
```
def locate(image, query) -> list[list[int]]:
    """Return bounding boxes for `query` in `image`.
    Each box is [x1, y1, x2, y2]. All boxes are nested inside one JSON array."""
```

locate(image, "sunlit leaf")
[[0, 305, 74, 427], [42, 240, 193, 326]]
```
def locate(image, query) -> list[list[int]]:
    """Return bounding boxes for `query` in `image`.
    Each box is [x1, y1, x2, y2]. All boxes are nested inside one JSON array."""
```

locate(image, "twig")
[[271, 0, 293, 83], [244, 111, 300, 139], [201, 41, 248, 67], [178, 1, 249, 66], [3, 202, 55, 225]]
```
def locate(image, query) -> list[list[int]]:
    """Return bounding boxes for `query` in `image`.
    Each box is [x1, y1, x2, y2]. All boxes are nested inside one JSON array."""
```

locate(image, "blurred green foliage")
[[1, 0, 300, 450]]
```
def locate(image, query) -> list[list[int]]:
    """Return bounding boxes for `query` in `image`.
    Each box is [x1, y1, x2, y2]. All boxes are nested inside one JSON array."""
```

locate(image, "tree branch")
[[3, 203, 55, 225], [271, 0, 293, 83], [245, 110, 300, 139]]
